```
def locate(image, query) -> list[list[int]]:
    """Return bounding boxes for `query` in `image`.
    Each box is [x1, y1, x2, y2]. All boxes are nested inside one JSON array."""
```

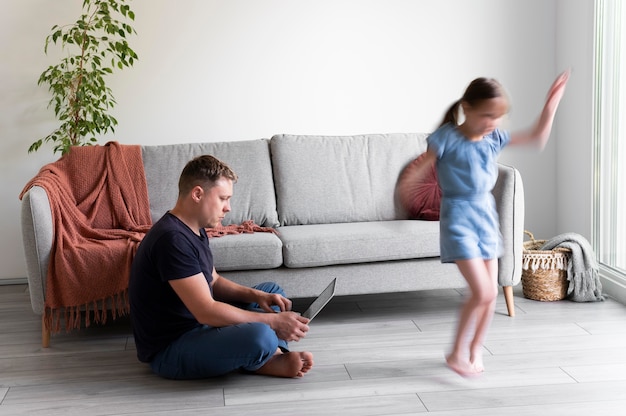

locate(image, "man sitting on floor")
[[129, 154, 313, 379]]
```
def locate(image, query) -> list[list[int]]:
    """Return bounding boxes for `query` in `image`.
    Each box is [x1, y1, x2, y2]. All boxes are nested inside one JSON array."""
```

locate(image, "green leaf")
[[32, 0, 139, 155]]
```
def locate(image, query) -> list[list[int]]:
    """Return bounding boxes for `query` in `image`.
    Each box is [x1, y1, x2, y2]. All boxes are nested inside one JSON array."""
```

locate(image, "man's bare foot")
[[255, 351, 314, 378], [446, 354, 482, 378]]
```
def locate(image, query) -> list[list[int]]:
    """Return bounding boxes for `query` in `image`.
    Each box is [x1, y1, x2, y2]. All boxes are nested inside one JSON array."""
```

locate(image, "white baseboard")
[[600, 265, 626, 305], [0, 277, 28, 286]]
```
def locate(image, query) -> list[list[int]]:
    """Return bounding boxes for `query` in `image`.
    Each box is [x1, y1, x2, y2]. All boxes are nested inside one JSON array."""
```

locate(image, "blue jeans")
[[149, 282, 289, 379]]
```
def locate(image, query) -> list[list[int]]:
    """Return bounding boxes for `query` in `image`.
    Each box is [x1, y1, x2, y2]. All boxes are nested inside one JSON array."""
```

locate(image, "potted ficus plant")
[[30, 0, 138, 155]]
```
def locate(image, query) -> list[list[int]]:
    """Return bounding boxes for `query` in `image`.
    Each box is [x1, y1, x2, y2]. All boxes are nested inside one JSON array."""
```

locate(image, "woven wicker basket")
[[521, 231, 571, 301]]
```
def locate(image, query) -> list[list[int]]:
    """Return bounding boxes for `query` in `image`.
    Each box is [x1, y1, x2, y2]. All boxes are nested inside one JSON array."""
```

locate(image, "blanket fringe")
[[43, 289, 130, 334], [206, 220, 278, 238], [522, 253, 568, 272]]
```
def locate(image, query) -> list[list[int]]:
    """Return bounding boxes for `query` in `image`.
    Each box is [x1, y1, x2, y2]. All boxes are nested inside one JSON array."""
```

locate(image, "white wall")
[[0, 0, 569, 281], [555, 0, 594, 238]]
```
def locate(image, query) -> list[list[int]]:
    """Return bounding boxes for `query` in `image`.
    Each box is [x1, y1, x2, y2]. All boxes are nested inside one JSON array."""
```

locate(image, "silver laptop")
[[301, 278, 337, 321]]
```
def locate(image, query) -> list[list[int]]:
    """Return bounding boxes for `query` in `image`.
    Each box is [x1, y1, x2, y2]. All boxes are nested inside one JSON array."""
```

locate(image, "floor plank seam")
[[559, 367, 581, 383]]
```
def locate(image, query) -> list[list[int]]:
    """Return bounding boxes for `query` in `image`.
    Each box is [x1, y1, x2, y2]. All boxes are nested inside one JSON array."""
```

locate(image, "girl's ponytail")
[[439, 99, 461, 127]]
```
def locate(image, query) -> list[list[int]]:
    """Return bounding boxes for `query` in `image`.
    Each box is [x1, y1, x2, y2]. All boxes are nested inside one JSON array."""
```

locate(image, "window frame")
[[593, 0, 626, 299]]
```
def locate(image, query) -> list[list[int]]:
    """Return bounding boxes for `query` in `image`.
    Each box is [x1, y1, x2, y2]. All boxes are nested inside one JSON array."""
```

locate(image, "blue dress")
[[427, 123, 511, 263]]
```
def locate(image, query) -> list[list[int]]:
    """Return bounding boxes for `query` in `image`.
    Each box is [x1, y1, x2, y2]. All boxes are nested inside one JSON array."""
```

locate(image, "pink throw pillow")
[[397, 152, 441, 220]]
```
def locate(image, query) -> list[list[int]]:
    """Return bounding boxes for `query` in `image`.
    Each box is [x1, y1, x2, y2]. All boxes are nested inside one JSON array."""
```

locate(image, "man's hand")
[[255, 291, 293, 313], [267, 311, 310, 342]]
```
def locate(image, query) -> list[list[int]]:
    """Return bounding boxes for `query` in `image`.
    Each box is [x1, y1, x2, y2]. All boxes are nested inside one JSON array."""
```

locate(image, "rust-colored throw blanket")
[[19, 142, 152, 333], [206, 220, 278, 238]]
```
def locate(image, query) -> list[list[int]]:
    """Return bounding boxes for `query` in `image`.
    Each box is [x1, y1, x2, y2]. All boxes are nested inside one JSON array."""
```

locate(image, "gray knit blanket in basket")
[[540, 232, 605, 302]]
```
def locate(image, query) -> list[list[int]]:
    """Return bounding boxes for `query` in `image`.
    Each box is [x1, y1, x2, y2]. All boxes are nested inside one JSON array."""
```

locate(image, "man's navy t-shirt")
[[129, 212, 214, 362]]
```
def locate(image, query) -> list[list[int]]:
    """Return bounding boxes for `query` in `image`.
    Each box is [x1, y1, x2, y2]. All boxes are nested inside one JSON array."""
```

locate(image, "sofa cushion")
[[270, 134, 428, 226], [142, 140, 279, 227], [278, 220, 440, 268], [210, 233, 283, 271]]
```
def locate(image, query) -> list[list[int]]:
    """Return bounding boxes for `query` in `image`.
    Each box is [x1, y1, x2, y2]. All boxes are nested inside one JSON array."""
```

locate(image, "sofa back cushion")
[[270, 133, 428, 226], [142, 139, 279, 227]]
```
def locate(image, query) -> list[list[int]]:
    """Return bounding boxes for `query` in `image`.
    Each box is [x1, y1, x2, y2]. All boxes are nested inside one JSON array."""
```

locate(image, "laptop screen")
[[301, 278, 336, 320]]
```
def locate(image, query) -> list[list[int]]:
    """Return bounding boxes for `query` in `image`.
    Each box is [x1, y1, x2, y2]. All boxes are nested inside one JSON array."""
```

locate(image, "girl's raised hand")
[[546, 69, 571, 109], [509, 69, 571, 148]]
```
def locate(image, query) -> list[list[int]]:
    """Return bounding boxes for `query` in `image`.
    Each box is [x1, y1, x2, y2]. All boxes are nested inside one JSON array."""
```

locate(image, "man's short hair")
[[178, 155, 238, 196]]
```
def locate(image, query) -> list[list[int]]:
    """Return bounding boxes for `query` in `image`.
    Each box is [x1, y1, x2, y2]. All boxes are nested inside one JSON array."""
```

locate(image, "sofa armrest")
[[20, 186, 53, 316], [493, 163, 525, 287]]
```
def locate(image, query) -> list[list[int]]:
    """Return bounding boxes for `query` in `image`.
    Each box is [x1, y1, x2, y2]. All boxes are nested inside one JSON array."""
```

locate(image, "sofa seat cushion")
[[210, 233, 283, 271], [278, 220, 440, 268]]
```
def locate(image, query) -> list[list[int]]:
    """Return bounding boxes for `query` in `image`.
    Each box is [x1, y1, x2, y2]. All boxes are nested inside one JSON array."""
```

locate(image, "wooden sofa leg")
[[503, 286, 515, 317], [42, 315, 50, 348]]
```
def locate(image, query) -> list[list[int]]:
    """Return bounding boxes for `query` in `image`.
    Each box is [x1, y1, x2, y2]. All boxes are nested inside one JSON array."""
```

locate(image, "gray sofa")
[[21, 133, 525, 346]]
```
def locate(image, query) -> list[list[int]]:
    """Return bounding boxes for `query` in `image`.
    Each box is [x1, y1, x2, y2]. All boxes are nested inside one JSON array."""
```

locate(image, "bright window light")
[[593, 0, 626, 276]]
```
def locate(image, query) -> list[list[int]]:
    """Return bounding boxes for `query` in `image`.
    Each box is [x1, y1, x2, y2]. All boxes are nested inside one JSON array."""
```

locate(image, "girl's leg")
[[447, 258, 498, 376], [468, 258, 498, 371]]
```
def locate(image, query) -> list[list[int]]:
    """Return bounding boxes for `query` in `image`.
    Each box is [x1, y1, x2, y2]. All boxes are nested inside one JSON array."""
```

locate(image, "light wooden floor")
[[2, 283, 626, 415]]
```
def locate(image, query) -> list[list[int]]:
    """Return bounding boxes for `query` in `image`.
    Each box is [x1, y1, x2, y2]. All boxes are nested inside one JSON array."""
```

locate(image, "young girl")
[[416, 71, 570, 377]]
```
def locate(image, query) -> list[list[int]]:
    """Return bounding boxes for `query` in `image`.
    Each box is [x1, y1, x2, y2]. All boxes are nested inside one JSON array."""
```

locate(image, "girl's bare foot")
[[255, 350, 314, 378], [470, 347, 485, 373], [446, 354, 482, 378], [470, 351, 485, 373]]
